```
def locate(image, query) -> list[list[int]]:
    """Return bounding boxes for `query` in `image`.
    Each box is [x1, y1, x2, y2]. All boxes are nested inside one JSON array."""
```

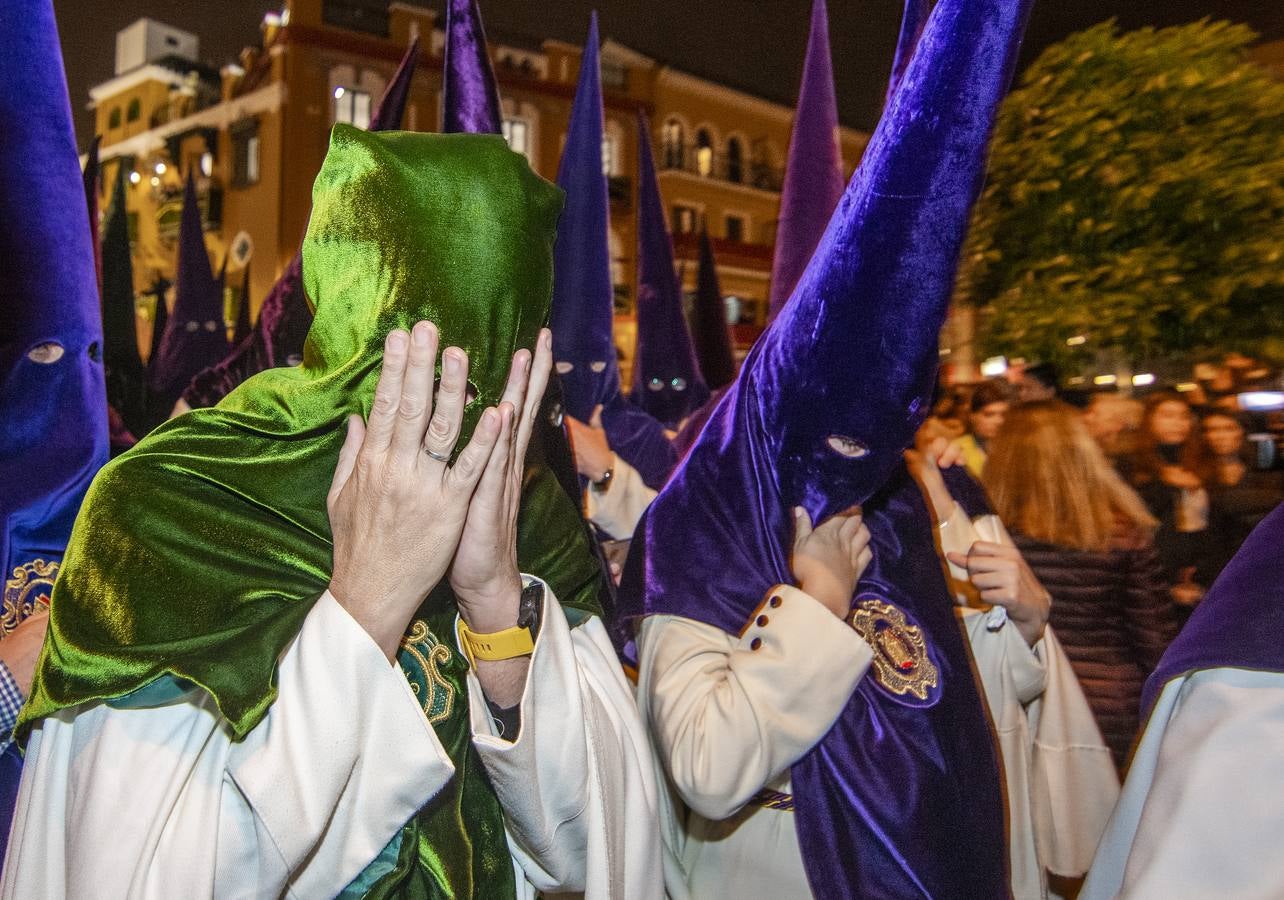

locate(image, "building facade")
[[89, 3, 869, 381]]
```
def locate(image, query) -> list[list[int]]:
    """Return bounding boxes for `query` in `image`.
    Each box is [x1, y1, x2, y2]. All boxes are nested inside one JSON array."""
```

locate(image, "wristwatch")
[[456, 580, 544, 666], [592, 466, 614, 493]]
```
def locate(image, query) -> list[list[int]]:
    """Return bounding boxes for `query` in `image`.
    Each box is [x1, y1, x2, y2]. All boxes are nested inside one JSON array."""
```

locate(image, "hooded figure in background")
[[552, 16, 681, 505], [0, 0, 109, 862], [6, 126, 661, 898], [618, 0, 1038, 895], [181, 37, 421, 411]]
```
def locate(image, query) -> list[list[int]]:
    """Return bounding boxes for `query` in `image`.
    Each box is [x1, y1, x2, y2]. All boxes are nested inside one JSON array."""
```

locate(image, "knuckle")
[[396, 398, 425, 421], [427, 413, 453, 440]]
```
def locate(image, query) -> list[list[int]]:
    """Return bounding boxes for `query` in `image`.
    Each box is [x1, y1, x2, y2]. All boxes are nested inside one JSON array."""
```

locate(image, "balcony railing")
[[658, 147, 783, 193]]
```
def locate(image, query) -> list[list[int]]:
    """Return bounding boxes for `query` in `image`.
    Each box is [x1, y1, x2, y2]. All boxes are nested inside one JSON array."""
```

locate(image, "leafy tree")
[[957, 20, 1284, 368]]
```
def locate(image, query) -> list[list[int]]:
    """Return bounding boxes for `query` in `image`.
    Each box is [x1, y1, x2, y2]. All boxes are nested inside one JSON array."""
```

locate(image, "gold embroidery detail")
[[849, 598, 938, 700], [2, 559, 57, 638], [399, 620, 455, 725]]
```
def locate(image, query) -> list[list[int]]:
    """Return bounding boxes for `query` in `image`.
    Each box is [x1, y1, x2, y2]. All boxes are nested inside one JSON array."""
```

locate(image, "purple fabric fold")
[[887, 0, 931, 104], [619, 0, 1034, 893], [1143, 502, 1284, 715], [766, 0, 844, 324], [631, 111, 709, 427]]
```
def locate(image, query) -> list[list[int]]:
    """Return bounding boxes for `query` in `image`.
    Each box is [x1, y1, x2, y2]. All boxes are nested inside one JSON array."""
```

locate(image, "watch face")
[[517, 581, 544, 630]]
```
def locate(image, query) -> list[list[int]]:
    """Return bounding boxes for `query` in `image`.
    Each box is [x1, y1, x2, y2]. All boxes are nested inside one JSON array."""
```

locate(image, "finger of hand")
[[959, 541, 1011, 558], [424, 346, 468, 461], [979, 586, 1020, 607], [365, 330, 410, 453], [971, 571, 1016, 592], [515, 329, 553, 462], [792, 506, 813, 550], [475, 402, 516, 512], [855, 546, 873, 574], [328, 415, 365, 508], [447, 407, 500, 495], [589, 402, 604, 430], [945, 550, 970, 570], [391, 321, 439, 464]]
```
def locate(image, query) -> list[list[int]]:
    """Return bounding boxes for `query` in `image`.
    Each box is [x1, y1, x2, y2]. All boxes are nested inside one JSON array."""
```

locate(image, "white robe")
[[2, 581, 663, 899], [638, 511, 1117, 899], [1081, 667, 1284, 899]]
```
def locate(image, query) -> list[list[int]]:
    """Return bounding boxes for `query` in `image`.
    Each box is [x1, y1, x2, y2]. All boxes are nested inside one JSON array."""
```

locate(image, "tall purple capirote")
[[148, 173, 228, 405], [232, 263, 252, 345], [0, 0, 110, 847], [766, 0, 844, 323], [691, 231, 736, 391], [82, 134, 103, 295], [627, 0, 1035, 894], [443, 0, 502, 135], [887, 0, 931, 103], [182, 40, 421, 408], [552, 13, 615, 420], [632, 111, 709, 427], [102, 165, 148, 434]]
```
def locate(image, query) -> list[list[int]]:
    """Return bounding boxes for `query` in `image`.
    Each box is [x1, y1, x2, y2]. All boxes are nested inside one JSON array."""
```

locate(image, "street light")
[[1132, 373, 1156, 386], [1094, 374, 1117, 386], [1066, 335, 1087, 346]]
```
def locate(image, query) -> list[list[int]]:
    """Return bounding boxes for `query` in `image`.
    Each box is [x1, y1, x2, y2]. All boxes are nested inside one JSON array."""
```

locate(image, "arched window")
[[662, 118, 684, 169], [126, 98, 141, 123], [695, 128, 713, 178], [108, 107, 121, 129], [726, 136, 744, 183]]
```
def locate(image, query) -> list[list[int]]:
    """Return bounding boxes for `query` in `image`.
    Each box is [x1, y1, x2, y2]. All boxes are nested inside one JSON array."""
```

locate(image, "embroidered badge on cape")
[[2, 559, 56, 637], [399, 619, 456, 725], [849, 597, 939, 701]]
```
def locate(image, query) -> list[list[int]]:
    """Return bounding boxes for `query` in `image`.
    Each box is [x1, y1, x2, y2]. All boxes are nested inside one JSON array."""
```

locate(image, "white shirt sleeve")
[[637, 587, 874, 821], [585, 454, 658, 541], [1, 591, 454, 899], [1083, 668, 1284, 900], [461, 580, 665, 898]]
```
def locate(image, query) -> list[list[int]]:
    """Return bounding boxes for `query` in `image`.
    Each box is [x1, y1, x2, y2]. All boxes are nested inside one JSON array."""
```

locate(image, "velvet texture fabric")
[[148, 173, 228, 407], [766, 0, 844, 323], [442, 0, 502, 136], [181, 40, 420, 409], [1142, 502, 1284, 714], [631, 111, 708, 427], [102, 167, 148, 435], [147, 276, 169, 362], [622, 0, 1033, 894], [82, 134, 102, 295], [23, 132, 607, 896], [690, 231, 737, 391], [549, 17, 678, 491], [887, 0, 931, 104], [231, 263, 251, 345], [0, 0, 109, 861]]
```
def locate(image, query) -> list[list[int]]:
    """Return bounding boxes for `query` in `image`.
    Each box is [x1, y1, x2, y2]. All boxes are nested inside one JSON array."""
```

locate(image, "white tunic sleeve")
[[1082, 667, 1284, 900], [461, 581, 664, 898], [637, 587, 874, 821], [1, 591, 454, 899], [585, 454, 658, 541]]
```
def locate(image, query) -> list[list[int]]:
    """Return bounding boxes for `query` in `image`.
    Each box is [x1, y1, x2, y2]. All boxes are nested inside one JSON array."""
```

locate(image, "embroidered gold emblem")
[[399, 620, 456, 725], [2, 559, 57, 638], [849, 598, 938, 700]]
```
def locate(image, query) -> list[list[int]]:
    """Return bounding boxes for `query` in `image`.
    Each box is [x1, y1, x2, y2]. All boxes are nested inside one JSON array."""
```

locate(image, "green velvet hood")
[[22, 126, 606, 737]]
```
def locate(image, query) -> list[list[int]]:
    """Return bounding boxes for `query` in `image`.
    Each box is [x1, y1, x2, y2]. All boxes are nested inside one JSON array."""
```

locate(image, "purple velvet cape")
[[1142, 502, 1284, 714], [0, 0, 109, 857], [616, 0, 1033, 892], [630, 111, 709, 428]]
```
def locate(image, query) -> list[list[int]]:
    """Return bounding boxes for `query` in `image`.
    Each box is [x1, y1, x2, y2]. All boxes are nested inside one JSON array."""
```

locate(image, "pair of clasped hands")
[[326, 321, 550, 708]]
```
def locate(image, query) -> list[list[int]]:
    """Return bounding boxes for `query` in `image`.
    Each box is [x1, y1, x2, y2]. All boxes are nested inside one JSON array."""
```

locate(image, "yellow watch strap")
[[456, 618, 535, 665]]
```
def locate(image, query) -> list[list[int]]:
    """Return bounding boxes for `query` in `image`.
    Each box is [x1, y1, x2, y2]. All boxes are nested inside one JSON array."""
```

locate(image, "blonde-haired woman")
[[984, 401, 1180, 770]]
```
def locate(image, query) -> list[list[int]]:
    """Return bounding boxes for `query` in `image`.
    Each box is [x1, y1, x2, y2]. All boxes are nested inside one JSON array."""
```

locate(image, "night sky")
[[55, 0, 1284, 144]]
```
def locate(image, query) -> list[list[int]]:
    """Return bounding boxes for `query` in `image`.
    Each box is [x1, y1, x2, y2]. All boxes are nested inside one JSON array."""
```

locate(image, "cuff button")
[[756, 615, 769, 627], [750, 637, 762, 651], [769, 595, 782, 608]]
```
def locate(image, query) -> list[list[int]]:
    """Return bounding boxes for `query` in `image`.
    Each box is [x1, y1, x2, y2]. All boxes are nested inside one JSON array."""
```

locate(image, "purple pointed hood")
[[232, 263, 252, 345], [182, 43, 421, 409], [691, 231, 736, 391], [887, 0, 931, 103], [766, 0, 844, 323], [102, 165, 147, 434], [83, 134, 103, 296], [369, 37, 419, 132], [148, 173, 228, 404], [551, 13, 615, 419], [443, 0, 502, 135], [632, 111, 709, 427], [0, 0, 108, 600], [626, 0, 1034, 893]]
